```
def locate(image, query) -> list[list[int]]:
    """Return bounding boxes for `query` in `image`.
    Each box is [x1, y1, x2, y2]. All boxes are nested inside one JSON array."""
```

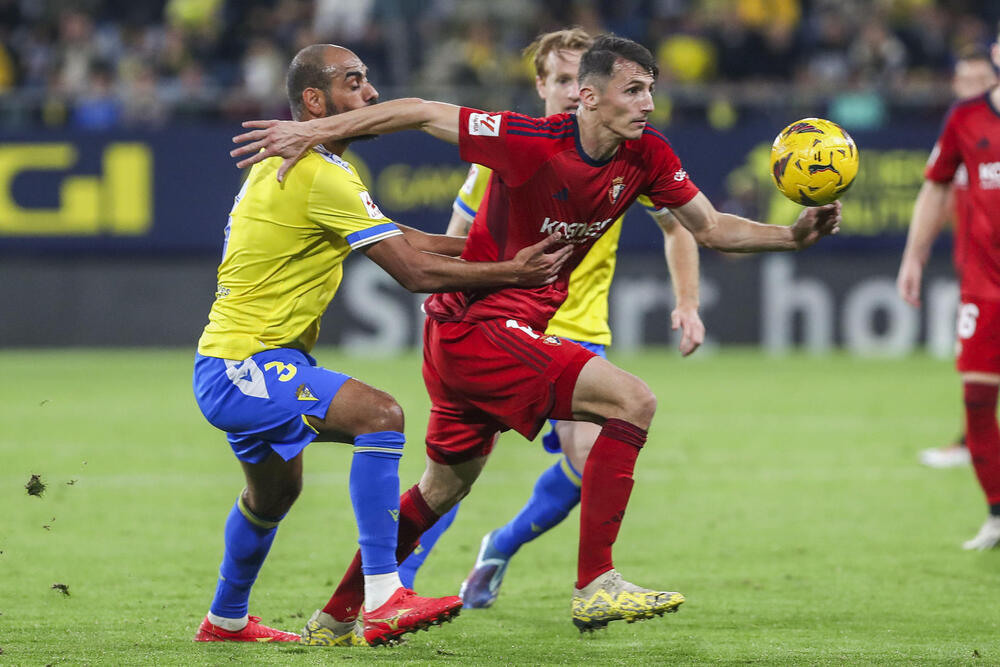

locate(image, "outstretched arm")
[[670, 192, 841, 252], [361, 231, 571, 293], [897, 179, 951, 307], [396, 223, 466, 257], [231, 99, 461, 180], [652, 210, 704, 356]]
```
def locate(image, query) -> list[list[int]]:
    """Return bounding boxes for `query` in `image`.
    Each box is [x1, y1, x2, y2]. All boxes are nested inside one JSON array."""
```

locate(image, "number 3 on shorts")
[[957, 303, 980, 340], [264, 361, 297, 382]]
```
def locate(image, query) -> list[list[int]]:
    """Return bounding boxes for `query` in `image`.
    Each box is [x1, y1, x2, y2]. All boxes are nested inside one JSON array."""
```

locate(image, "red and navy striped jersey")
[[424, 107, 699, 330], [926, 91, 1000, 300]]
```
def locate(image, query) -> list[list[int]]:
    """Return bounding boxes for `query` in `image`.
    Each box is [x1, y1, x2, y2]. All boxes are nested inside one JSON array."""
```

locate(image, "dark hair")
[[578, 34, 658, 85], [286, 44, 334, 120]]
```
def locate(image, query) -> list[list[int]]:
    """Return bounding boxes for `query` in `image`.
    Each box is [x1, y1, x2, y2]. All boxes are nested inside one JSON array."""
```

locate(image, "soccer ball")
[[769, 118, 859, 206]]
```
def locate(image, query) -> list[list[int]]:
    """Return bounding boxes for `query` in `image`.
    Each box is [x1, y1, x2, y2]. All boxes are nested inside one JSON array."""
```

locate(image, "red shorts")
[[422, 317, 596, 465], [956, 298, 1000, 374]]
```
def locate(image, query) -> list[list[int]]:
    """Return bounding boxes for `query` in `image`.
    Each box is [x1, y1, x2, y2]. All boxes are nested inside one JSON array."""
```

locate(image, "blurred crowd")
[[0, 0, 997, 130]]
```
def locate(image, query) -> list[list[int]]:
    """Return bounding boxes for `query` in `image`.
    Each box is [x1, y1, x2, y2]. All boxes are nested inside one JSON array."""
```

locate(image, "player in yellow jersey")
[[394, 28, 704, 609], [192, 44, 570, 647]]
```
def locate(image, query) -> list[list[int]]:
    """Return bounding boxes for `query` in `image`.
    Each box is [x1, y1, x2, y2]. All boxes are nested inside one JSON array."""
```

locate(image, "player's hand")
[[896, 256, 923, 307], [671, 304, 704, 357], [231, 119, 317, 182], [510, 233, 573, 286], [791, 201, 841, 249]]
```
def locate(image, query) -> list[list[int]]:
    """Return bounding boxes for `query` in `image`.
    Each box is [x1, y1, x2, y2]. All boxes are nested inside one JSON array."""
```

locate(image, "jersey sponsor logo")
[[469, 112, 501, 137], [608, 176, 625, 203], [539, 216, 614, 244], [978, 161, 1000, 189], [359, 191, 385, 218], [673, 169, 688, 182]]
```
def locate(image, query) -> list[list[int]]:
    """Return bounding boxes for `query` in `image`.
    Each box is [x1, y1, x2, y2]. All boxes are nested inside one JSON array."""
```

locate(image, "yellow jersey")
[[198, 146, 402, 360], [453, 163, 663, 346]]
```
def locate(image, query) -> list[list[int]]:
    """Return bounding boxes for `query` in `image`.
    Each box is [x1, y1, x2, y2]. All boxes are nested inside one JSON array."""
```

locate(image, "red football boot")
[[362, 588, 462, 646], [194, 614, 301, 642]]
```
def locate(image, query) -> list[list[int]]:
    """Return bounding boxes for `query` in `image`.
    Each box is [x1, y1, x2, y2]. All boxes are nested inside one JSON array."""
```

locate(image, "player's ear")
[[578, 81, 598, 111], [302, 88, 325, 118], [535, 75, 546, 101]]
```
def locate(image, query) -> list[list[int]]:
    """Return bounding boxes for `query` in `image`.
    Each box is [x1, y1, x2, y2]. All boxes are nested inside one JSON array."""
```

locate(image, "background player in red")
[[231, 35, 841, 631], [917, 46, 999, 469], [898, 26, 1000, 549]]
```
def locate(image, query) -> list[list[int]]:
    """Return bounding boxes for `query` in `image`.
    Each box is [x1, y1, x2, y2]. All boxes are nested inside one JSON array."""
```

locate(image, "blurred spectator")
[[71, 62, 121, 130], [0, 0, 994, 128]]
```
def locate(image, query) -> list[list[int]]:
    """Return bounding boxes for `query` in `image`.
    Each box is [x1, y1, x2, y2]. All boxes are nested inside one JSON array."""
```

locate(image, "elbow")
[[693, 229, 721, 250]]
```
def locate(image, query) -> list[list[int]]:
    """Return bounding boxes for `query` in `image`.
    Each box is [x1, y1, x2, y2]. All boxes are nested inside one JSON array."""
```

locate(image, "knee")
[[245, 479, 301, 519], [615, 377, 657, 429], [361, 393, 405, 434]]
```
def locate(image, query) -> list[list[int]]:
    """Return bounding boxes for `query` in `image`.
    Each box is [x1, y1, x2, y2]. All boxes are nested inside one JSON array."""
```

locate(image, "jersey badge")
[[469, 112, 501, 137], [296, 384, 319, 401], [359, 191, 385, 219], [673, 169, 688, 182], [542, 335, 561, 346], [608, 176, 625, 203]]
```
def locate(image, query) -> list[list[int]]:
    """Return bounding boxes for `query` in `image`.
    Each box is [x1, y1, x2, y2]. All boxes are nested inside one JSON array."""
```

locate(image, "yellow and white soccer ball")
[[769, 118, 859, 206]]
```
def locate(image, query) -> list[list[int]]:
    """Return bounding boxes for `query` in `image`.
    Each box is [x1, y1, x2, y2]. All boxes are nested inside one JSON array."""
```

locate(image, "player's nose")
[[366, 82, 379, 103]]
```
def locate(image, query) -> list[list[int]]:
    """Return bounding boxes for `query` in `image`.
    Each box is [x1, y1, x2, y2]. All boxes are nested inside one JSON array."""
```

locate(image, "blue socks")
[[209, 495, 283, 619], [492, 456, 581, 557], [398, 503, 460, 588], [350, 431, 406, 575]]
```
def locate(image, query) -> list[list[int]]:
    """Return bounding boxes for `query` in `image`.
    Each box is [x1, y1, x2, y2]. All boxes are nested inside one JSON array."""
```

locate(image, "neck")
[[991, 85, 1000, 111], [575, 108, 623, 162], [322, 139, 349, 156]]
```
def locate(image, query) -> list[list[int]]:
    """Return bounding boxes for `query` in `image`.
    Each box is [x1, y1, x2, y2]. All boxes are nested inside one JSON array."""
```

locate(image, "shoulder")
[[637, 125, 677, 155], [305, 147, 366, 193], [943, 94, 990, 127]]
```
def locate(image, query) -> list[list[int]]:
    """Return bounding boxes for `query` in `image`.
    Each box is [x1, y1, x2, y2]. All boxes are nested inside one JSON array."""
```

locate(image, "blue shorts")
[[193, 348, 351, 464], [541, 340, 606, 454]]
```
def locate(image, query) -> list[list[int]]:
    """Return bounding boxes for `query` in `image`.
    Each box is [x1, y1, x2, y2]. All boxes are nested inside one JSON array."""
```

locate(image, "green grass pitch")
[[2, 347, 999, 665]]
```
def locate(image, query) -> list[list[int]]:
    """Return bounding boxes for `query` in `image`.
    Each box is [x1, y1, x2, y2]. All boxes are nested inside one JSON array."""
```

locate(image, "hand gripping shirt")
[[452, 163, 666, 345]]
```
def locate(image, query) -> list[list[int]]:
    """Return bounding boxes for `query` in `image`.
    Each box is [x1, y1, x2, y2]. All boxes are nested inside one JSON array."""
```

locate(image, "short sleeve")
[[307, 158, 401, 249], [635, 194, 668, 216], [452, 163, 493, 222], [640, 127, 700, 210], [925, 107, 962, 184], [458, 108, 557, 186]]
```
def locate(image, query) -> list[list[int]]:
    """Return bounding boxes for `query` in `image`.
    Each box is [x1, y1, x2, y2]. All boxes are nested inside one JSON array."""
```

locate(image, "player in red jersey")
[[917, 47, 999, 470], [898, 29, 1000, 549], [231, 34, 841, 631]]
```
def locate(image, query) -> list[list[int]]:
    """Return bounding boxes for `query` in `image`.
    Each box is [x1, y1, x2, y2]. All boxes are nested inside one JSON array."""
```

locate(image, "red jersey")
[[424, 108, 700, 331], [925, 91, 1000, 300]]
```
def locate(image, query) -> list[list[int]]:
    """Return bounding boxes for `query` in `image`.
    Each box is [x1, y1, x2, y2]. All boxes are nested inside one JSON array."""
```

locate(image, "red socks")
[[964, 382, 1000, 506], [322, 484, 439, 621], [577, 418, 647, 589]]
